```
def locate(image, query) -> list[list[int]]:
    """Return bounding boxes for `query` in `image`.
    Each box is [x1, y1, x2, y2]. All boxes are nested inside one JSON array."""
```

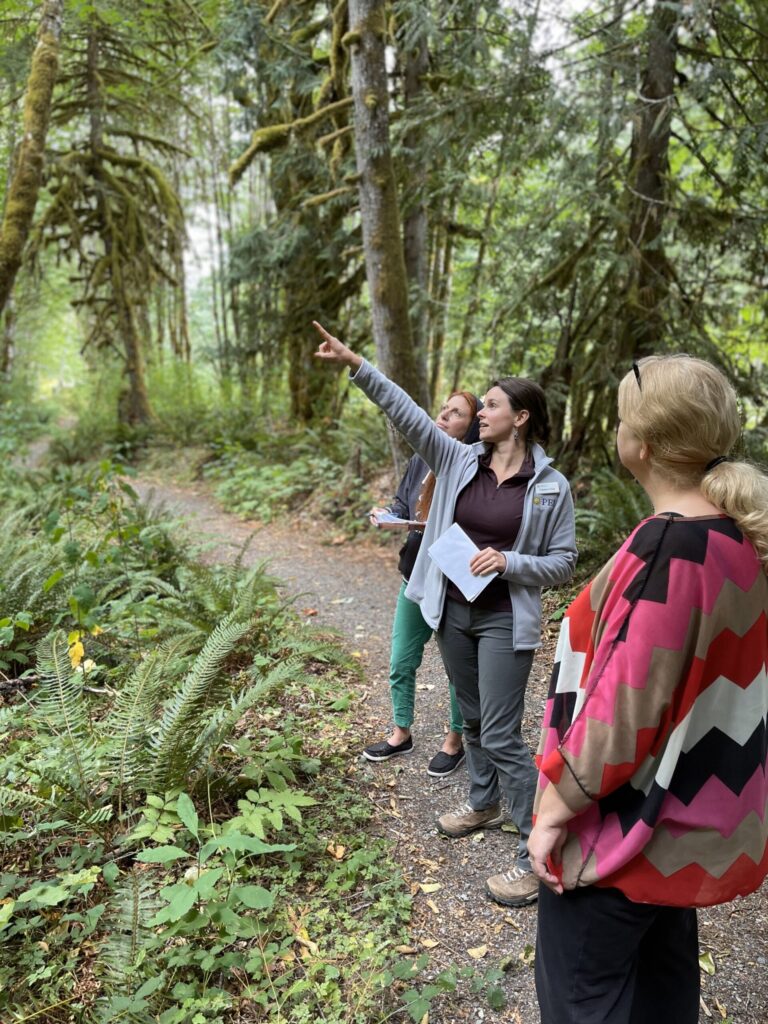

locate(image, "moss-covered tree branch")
[[0, 0, 63, 314]]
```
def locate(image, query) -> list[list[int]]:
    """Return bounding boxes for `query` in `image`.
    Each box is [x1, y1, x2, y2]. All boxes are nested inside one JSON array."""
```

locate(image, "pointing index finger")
[[312, 320, 333, 342]]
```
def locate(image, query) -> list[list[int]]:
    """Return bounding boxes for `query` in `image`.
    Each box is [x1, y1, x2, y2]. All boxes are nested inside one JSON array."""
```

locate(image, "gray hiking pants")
[[436, 598, 536, 868]]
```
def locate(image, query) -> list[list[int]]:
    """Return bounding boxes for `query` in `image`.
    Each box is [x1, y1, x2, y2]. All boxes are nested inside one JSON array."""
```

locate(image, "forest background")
[[1, 1, 767, 1022]]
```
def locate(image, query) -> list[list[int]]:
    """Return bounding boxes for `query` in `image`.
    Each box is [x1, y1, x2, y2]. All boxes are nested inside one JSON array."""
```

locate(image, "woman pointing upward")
[[314, 320, 577, 907]]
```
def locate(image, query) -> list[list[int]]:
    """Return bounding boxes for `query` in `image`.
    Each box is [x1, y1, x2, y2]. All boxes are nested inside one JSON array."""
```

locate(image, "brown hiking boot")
[[436, 801, 504, 838], [485, 865, 539, 907]]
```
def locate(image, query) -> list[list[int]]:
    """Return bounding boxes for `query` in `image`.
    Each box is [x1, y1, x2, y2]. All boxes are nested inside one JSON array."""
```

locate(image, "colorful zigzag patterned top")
[[535, 513, 768, 907]]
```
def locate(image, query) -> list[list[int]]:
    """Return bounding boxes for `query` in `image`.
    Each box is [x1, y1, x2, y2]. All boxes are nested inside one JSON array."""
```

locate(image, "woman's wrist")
[[537, 782, 577, 828]]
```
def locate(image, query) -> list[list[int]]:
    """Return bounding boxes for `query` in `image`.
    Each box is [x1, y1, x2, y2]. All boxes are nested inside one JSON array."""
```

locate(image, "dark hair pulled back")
[[492, 377, 550, 447]]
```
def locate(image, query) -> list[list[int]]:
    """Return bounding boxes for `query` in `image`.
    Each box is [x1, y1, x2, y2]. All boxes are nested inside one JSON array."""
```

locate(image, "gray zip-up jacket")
[[352, 359, 577, 648]]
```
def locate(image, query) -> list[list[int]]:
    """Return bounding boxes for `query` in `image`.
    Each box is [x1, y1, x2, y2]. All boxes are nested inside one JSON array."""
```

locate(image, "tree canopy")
[[1, 0, 766, 465]]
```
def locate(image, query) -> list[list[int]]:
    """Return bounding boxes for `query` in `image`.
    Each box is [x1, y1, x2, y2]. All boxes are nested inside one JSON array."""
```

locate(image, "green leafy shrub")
[[575, 467, 652, 569]]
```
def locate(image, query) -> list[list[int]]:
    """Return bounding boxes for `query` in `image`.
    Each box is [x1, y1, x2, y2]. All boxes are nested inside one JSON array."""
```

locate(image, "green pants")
[[390, 581, 463, 734]]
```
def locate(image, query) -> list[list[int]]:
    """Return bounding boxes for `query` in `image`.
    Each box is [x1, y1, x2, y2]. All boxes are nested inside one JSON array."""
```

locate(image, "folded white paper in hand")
[[428, 522, 499, 602], [373, 511, 421, 526]]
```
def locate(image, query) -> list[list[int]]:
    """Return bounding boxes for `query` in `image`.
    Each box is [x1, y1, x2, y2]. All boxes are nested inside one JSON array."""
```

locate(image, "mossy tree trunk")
[[620, 0, 679, 360], [0, 0, 63, 317], [85, 28, 153, 426], [347, 0, 427, 408], [400, 19, 430, 392]]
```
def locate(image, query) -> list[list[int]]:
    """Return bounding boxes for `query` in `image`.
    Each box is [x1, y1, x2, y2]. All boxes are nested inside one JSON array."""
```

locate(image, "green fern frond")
[[575, 468, 652, 548], [148, 613, 252, 791], [187, 658, 309, 788], [106, 635, 197, 807], [0, 785, 51, 812], [33, 631, 99, 805], [98, 866, 162, 1020]]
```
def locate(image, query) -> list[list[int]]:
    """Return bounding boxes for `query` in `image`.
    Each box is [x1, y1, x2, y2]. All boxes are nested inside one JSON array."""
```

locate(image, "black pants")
[[535, 883, 700, 1024]]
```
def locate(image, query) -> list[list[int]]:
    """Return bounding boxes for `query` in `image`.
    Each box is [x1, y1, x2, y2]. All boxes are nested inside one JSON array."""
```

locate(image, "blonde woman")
[[529, 356, 768, 1024]]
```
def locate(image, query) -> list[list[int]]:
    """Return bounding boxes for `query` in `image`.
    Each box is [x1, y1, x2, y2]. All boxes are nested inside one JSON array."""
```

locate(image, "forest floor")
[[132, 462, 768, 1024]]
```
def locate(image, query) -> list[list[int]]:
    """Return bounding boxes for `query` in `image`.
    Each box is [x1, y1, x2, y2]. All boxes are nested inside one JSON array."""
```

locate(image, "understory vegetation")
[[0, 432, 454, 1023]]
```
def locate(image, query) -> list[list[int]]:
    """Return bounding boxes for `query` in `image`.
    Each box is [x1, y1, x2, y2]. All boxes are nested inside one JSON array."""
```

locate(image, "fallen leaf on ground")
[[420, 938, 439, 949], [326, 842, 345, 860], [467, 945, 488, 959], [699, 951, 716, 975], [425, 899, 439, 914], [294, 928, 318, 956], [395, 945, 418, 954], [418, 882, 442, 894], [302, 608, 318, 616], [501, 823, 519, 834]]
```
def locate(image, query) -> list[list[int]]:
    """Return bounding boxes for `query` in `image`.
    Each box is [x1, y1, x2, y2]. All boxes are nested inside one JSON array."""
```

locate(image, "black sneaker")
[[427, 747, 466, 778], [362, 735, 414, 762]]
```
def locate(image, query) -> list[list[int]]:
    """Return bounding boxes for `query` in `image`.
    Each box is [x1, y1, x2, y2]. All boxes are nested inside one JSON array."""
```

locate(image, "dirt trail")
[[133, 472, 768, 1024]]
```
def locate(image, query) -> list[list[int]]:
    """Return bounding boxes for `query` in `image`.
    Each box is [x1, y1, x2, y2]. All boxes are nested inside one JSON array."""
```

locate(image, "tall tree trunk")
[[400, 19, 430, 389], [427, 194, 457, 405], [621, 0, 680, 358], [451, 142, 507, 393], [0, 0, 63, 315], [87, 29, 153, 426], [347, 0, 426, 407], [1, 299, 17, 380]]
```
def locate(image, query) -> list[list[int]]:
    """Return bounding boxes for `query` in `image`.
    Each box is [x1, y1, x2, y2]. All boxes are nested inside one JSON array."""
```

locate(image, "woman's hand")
[[369, 506, 390, 528], [528, 820, 567, 894], [470, 547, 506, 576], [312, 321, 363, 370]]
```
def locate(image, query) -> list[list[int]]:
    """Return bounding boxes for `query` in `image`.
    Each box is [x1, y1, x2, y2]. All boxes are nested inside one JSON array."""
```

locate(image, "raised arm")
[[313, 321, 467, 475]]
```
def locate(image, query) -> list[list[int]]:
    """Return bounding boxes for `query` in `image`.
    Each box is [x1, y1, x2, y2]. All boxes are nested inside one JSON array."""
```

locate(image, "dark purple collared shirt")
[[446, 450, 535, 611]]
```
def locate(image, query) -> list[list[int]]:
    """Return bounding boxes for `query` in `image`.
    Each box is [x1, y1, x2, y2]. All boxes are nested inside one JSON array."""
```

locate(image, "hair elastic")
[[705, 456, 731, 472]]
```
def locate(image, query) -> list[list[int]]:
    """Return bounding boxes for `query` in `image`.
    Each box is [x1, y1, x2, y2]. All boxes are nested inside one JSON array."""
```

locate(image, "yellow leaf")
[[395, 945, 418, 954], [420, 1014, 429, 1024], [698, 951, 716, 976], [90, 625, 104, 636], [418, 882, 442, 894], [294, 928, 319, 956], [67, 630, 81, 645], [69, 641, 84, 669], [326, 842, 346, 860], [467, 945, 488, 959], [420, 938, 439, 949], [425, 899, 439, 914]]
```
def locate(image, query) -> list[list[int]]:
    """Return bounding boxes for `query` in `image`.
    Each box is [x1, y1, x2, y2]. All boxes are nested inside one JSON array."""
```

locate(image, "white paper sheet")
[[427, 522, 499, 602], [373, 511, 420, 526]]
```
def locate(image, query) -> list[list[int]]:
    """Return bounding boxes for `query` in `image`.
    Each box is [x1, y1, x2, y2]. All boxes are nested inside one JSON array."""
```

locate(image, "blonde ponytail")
[[702, 460, 768, 572]]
